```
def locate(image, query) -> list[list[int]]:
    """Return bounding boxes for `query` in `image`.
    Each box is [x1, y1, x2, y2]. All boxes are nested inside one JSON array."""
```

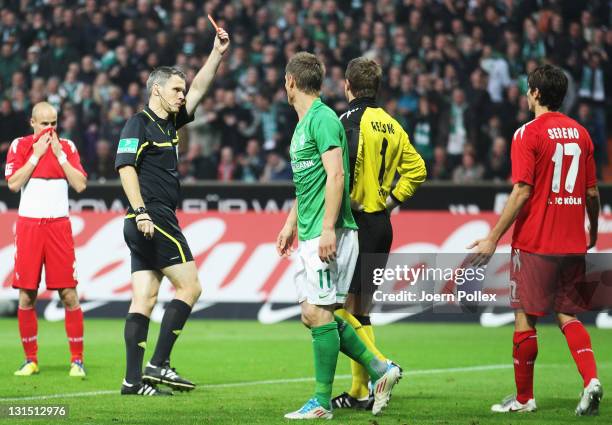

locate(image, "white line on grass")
[[0, 363, 546, 402]]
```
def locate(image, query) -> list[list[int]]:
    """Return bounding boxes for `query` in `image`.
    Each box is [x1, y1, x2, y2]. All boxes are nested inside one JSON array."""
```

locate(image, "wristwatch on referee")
[[134, 206, 148, 217]]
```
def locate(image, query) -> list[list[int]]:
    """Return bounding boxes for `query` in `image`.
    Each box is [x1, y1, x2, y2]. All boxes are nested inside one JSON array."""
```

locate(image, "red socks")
[[65, 307, 84, 363], [512, 321, 598, 403], [513, 330, 538, 404], [562, 320, 597, 387], [18, 307, 38, 363]]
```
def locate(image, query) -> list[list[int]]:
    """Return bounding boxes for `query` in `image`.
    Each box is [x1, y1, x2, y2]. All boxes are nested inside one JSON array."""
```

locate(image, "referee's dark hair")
[[527, 64, 567, 111], [146, 66, 186, 96], [345, 57, 382, 99], [285, 52, 325, 95]]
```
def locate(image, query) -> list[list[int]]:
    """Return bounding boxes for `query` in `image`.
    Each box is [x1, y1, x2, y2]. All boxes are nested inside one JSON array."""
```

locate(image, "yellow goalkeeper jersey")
[[340, 97, 426, 213]]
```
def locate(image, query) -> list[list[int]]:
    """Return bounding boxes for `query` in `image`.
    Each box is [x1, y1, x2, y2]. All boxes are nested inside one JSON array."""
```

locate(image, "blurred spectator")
[[185, 143, 217, 180], [452, 147, 485, 183], [522, 19, 546, 61], [236, 139, 265, 182], [410, 97, 436, 169], [59, 106, 84, 151], [441, 88, 469, 168], [578, 51, 608, 169], [466, 68, 492, 159], [484, 137, 510, 182], [577, 103, 604, 179], [88, 140, 116, 182], [0, 98, 29, 165], [217, 89, 252, 153], [79, 56, 98, 85], [0, 0, 608, 182], [178, 155, 196, 182], [22, 45, 42, 83], [218, 146, 237, 181], [480, 45, 511, 104], [430, 146, 450, 181], [246, 93, 281, 151], [39, 33, 78, 79], [188, 97, 222, 157], [77, 84, 101, 127], [260, 150, 292, 182], [0, 42, 20, 87]]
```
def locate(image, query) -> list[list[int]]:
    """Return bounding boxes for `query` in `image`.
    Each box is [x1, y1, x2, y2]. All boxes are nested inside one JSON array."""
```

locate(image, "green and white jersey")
[[290, 98, 357, 241]]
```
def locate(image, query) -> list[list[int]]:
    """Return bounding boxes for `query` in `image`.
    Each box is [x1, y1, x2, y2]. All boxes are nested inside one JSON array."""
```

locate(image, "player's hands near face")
[[318, 228, 337, 263], [276, 224, 296, 257], [136, 213, 155, 240], [213, 28, 230, 55], [49, 130, 63, 157], [467, 238, 497, 267], [32, 131, 51, 158]]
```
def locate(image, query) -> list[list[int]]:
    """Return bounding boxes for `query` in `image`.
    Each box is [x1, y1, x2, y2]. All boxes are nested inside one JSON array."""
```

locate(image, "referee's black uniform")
[[115, 105, 195, 272]]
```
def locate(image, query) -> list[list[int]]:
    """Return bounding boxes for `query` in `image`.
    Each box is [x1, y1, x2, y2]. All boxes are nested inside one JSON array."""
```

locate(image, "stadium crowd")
[[0, 0, 610, 183]]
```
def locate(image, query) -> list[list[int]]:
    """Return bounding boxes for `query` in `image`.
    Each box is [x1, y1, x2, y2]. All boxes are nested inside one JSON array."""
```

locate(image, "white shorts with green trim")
[[294, 228, 358, 306]]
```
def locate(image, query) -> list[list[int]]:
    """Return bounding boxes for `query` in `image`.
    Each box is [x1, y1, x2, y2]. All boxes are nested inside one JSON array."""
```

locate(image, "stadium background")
[[0, 0, 610, 324], [0, 2, 611, 424]]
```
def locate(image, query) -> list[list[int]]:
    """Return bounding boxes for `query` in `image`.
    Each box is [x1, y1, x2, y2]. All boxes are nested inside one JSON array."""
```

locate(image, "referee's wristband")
[[28, 154, 39, 166]]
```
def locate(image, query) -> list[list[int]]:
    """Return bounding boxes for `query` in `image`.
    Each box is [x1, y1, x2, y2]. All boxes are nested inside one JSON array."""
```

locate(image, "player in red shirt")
[[469, 65, 602, 416], [5, 102, 88, 377]]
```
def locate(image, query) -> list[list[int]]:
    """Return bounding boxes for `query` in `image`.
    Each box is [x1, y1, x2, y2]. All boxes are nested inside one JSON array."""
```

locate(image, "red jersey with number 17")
[[510, 111, 597, 254]]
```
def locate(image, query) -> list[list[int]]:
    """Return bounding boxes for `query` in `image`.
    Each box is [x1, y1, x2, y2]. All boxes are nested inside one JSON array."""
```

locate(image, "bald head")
[[31, 102, 58, 134]]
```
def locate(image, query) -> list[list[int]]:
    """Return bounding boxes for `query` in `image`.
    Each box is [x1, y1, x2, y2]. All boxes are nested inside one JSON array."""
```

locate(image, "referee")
[[333, 57, 427, 408], [115, 28, 230, 396]]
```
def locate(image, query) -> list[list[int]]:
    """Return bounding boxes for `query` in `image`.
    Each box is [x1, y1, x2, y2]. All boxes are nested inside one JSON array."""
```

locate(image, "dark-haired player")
[[469, 64, 602, 415]]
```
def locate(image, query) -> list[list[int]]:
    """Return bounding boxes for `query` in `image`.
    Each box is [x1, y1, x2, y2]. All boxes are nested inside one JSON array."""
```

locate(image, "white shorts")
[[294, 228, 358, 306]]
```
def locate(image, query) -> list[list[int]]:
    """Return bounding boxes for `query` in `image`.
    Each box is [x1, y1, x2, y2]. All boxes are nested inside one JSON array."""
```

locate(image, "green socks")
[[309, 317, 388, 410], [334, 315, 387, 381], [311, 322, 340, 410]]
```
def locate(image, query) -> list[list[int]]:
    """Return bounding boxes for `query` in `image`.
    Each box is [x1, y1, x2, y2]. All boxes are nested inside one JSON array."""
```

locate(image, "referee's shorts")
[[348, 209, 393, 297], [123, 205, 194, 273]]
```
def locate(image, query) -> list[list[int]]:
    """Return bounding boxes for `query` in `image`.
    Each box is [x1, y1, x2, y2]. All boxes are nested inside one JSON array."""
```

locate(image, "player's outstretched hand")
[[276, 224, 296, 257], [467, 238, 496, 267], [318, 228, 337, 263], [136, 213, 155, 240], [213, 28, 230, 55]]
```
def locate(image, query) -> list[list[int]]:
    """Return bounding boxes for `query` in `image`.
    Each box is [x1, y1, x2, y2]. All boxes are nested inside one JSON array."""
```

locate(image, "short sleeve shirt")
[[289, 98, 357, 241], [115, 105, 194, 211]]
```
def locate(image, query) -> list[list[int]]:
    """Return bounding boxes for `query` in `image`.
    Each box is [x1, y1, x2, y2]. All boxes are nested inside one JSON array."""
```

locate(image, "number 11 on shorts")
[[318, 269, 331, 289]]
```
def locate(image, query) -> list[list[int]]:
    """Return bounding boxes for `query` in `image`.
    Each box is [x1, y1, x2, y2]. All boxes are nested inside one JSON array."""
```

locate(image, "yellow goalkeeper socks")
[[335, 309, 388, 399], [335, 309, 387, 361], [348, 358, 370, 399]]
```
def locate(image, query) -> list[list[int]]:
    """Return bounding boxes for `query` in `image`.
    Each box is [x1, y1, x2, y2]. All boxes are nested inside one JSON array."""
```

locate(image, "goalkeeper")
[[333, 57, 426, 409]]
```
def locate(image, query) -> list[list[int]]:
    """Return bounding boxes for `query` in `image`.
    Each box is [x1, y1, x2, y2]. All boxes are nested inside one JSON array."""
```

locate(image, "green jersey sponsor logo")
[[290, 98, 358, 241], [117, 138, 139, 154], [291, 159, 315, 172]]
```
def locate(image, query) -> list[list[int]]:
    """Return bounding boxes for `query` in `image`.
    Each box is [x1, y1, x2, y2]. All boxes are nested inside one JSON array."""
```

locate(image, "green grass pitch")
[[0, 319, 609, 424]]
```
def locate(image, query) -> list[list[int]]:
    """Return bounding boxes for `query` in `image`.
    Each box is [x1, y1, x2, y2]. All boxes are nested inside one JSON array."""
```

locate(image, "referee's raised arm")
[[114, 28, 231, 396], [184, 28, 230, 116]]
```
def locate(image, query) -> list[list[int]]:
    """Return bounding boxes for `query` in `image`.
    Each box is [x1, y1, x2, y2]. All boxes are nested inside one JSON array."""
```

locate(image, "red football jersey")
[[511, 111, 597, 254], [5, 133, 87, 218]]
